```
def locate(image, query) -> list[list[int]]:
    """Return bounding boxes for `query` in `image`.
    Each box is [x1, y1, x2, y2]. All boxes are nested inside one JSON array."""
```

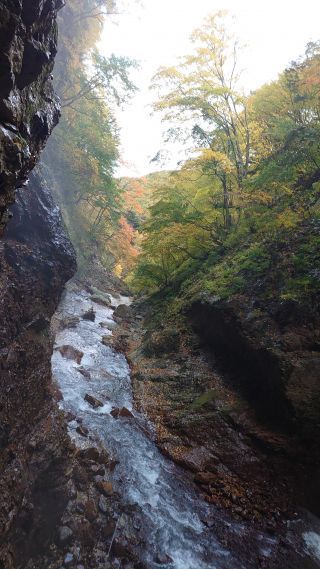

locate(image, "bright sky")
[[100, 0, 320, 177]]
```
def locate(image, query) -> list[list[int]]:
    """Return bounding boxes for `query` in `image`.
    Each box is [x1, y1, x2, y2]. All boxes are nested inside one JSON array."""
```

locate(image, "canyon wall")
[[0, 2, 77, 566]]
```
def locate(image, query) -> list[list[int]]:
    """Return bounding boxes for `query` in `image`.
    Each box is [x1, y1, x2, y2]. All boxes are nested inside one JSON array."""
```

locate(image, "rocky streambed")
[[49, 280, 320, 569]]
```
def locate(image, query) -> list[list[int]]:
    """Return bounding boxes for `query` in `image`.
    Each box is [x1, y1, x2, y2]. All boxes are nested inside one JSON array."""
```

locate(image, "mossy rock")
[[91, 292, 112, 307], [142, 327, 180, 356], [189, 389, 219, 411]]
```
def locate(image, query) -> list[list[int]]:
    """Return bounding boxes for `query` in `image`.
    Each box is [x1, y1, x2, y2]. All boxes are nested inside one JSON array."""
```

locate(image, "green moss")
[[189, 389, 219, 410]]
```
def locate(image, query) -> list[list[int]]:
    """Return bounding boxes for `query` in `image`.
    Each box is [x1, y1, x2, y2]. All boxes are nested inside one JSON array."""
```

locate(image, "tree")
[[42, 0, 137, 268], [152, 12, 250, 229]]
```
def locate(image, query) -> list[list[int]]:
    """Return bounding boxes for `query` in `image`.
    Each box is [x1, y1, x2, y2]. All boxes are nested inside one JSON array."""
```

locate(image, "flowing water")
[[51, 282, 320, 569]]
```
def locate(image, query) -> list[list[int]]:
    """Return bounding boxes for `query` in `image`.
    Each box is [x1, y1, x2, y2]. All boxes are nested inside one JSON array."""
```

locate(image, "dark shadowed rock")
[[98, 495, 109, 514], [58, 526, 73, 545], [77, 366, 91, 379], [82, 307, 95, 321], [155, 553, 173, 564], [76, 425, 89, 437], [78, 447, 100, 462], [113, 304, 132, 320], [95, 480, 113, 496], [0, 169, 76, 566], [0, 1, 75, 567], [111, 407, 134, 419], [84, 499, 98, 522], [0, 1, 63, 231], [60, 315, 80, 329], [84, 394, 103, 408]]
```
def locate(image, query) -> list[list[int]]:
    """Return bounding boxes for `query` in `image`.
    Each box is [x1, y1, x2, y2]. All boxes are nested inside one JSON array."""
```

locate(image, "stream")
[[51, 282, 320, 569]]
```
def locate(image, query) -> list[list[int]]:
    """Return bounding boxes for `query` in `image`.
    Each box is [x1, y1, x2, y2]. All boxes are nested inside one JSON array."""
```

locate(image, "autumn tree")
[[130, 38, 320, 300], [152, 12, 250, 229], [43, 0, 137, 267]]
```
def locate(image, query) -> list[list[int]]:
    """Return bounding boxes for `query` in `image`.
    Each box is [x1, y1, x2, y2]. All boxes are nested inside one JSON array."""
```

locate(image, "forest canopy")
[[126, 14, 320, 307]]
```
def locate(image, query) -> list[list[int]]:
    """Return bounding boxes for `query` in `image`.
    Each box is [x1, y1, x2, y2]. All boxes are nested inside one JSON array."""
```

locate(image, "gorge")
[[0, 1, 320, 569]]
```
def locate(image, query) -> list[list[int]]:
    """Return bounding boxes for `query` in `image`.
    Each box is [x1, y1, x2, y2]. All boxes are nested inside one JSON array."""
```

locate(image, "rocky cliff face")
[[0, 0, 63, 232], [0, 1, 78, 566], [189, 295, 320, 434], [0, 169, 76, 567]]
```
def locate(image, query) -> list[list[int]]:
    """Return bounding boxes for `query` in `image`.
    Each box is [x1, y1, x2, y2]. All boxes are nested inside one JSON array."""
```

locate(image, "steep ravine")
[[1, 2, 320, 568], [0, 1, 77, 566], [48, 277, 320, 569]]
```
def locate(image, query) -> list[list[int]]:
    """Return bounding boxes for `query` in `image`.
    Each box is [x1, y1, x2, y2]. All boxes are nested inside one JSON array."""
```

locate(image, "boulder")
[[102, 335, 112, 346], [84, 499, 98, 522], [60, 315, 80, 329], [77, 367, 91, 380], [98, 495, 109, 514], [155, 553, 173, 565], [78, 447, 100, 462], [58, 526, 73, 545], [84, 393, 103, 408], [82, 308, 95, 321], [113, 304, 132, 320], [110, 407, 134, 419], [91, 290, 112, 307], [95, 480, 113, 496], [64, 553, 75, 567], [90, 463, 105, 476], [76, 425, 88, 437], [57, 345, 84, 364]]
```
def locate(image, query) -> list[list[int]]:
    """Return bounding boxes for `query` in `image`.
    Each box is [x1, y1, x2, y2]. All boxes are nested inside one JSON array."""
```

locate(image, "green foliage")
[[43, 0, 137, 267], [128, 17, 320, 312], [189, 389, 218, 411], [142, 328, 180, 357]]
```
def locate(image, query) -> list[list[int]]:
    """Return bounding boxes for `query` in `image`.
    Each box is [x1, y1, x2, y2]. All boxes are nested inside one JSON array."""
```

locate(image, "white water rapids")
[[51, 284, 247, 569], [51, 283, 320, 569]]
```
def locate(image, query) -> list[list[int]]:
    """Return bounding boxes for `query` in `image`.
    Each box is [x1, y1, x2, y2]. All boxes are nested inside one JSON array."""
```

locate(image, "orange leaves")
[[110, 216, 139, 278]]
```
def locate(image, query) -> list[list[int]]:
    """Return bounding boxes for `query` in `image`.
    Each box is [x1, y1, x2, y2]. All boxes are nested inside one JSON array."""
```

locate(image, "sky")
[[100, 0, 320, 177]]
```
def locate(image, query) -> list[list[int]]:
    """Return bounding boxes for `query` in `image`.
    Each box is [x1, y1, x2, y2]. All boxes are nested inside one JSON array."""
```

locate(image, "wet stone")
[[102, 335, 112, 346], [110, 407, 134, 419], [96, 480, 113, 496], [76, 425, 89, 437], [98, 495, 109, 514], [84, 393, 103, 408], [84, 499, 98, 522], [57, 345, 84, 364], [73, 465, 88, 489], [155, 553, 173, 565], [103, 520, 116, 537], [66, 411, 76, 422], [64, 553, 74, 566], [82, 308, 95, 321], [77, 366, 91, 379], [58, 526, 73, 545], [78, 447, 100, 462], [60, 315, 80, 329], [91, 463, 105, 476], [113, 304, 132, 319]]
